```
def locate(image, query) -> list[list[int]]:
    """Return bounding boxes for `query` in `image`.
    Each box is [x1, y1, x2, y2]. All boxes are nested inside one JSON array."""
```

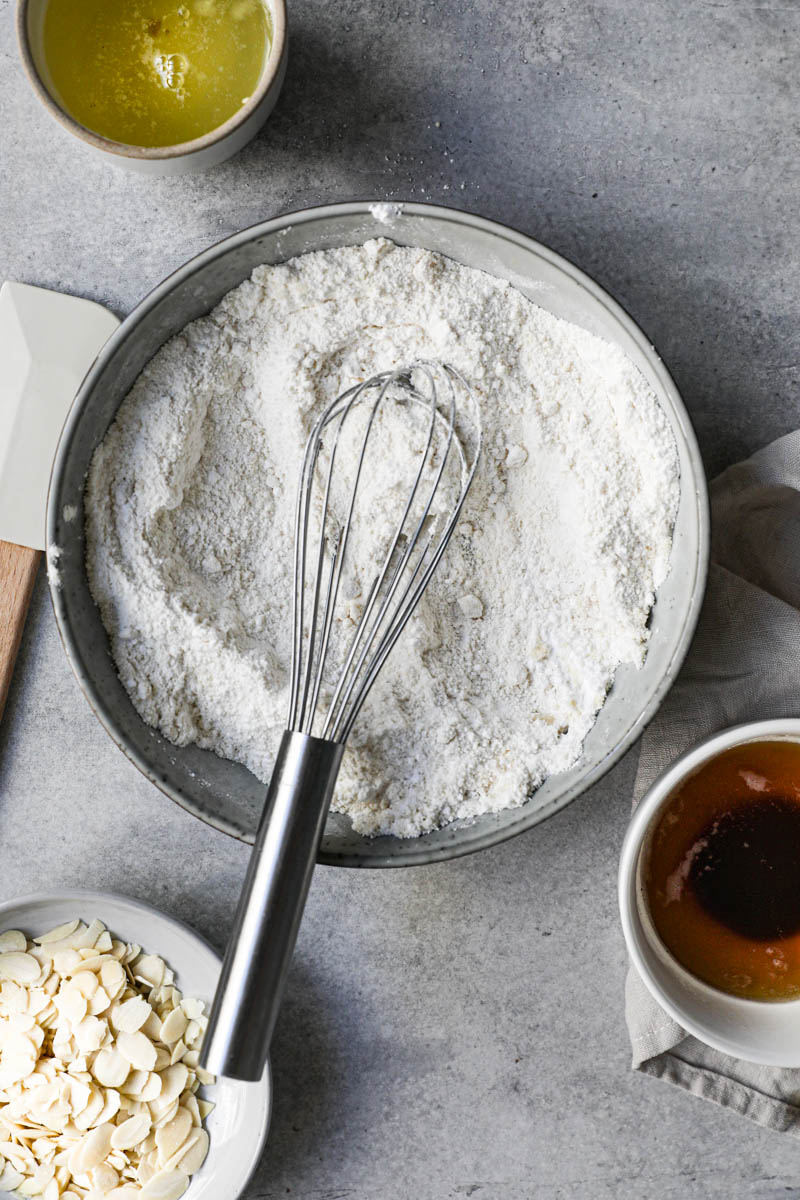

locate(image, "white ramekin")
[[17, 0, 288, 174], [619, 718, 800, 1067]]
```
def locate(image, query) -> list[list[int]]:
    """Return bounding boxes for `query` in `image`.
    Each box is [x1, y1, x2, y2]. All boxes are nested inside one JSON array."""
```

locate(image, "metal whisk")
[[202, 363, 481, 1081]]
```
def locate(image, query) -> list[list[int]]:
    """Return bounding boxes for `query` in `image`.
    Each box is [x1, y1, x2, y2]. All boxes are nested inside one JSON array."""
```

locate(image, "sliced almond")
[[142, 1009, 162, 1041], [37, 923, 88, 957], [119, 1069, 148, 1098], [92, 1049, 129, 1090], [138, 1073, 163, 1104], [0, 1052, 38, 1088], [100, 961, 125, 997], [150, 1046, 169, 1072], [0, 1165, 24, 1190], [0, 980, 28, 1013], [169, 1040, 187, 1067], [0, 931, 28, 954], [140, 1168, 190, 1200], [75, 954, 113, 975], [155, 1106, 192, 1162], [56, 987, 87, 1025], [0, 953, 41, 984], [117, 1031, 157, 1072], [111, 1112, 151, 1151], [151, 1097, 179, 1128], [159, 1008, 188, 1046], [140, 1132, 157, 1156], [133, 957, 165, 989], [95, 1086, 122, 1125], [27, 988, 50, 1018], [90, 1160, 119, 1191], [179, 999, 204, 1021], [171, 1127, 208, 1175], [42, 1178, 60, 1200], [81, 920, 107, 950], [69, 1078, 92, 1115], [73, 1016, 106, 1055], [156, 1065, 188, 1109], [52, 950, 82, 978], [113, 995, 152, 1035], [73, 1086, 105, 1131], [183, 1018, 202, 1047], [34, 921, 80, 946], [70, 1121, 113, 1174], [88, 987, 111, 1017]]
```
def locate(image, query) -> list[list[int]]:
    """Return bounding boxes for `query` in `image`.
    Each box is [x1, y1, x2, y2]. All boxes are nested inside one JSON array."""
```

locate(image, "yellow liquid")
[[42, 0, 271, 147]]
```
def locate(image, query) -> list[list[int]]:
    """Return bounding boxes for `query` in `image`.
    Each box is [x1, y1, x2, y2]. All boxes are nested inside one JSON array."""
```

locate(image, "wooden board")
[[0, 540, 40, 722]]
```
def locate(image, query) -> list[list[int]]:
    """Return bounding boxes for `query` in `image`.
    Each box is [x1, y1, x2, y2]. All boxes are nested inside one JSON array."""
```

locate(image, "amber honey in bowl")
[[643, 738, 800, 1001]]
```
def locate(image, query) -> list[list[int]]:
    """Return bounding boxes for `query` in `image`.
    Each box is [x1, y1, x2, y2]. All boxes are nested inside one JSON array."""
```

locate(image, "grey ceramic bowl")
[[46, 202, 709, 867]]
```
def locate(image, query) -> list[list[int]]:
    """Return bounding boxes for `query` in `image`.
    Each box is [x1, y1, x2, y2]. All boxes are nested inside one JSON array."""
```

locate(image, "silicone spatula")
[[0, 281, 119, 722]]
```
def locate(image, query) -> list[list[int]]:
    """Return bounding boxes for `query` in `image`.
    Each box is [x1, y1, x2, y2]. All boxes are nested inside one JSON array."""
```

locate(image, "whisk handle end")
[[201, 730, 344, 1081]]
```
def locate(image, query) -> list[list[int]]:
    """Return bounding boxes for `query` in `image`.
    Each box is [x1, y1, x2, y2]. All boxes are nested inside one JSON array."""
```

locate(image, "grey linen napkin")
[[626, 429, 800, 1133]]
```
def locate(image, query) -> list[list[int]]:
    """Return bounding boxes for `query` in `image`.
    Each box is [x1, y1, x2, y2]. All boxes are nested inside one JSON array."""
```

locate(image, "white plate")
[[0, 889, 271, 1199]]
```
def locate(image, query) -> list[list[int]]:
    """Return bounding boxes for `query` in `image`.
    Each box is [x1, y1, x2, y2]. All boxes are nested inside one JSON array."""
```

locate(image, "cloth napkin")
[[625, 429, 800, 1134]]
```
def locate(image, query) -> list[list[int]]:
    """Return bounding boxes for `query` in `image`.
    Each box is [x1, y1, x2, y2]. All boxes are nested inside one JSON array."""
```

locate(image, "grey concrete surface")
[[2, 0, 800, 1196]]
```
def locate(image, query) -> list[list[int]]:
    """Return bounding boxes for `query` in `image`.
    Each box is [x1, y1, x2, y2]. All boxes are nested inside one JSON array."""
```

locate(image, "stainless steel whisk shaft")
[[202, 364, 480, 1081]]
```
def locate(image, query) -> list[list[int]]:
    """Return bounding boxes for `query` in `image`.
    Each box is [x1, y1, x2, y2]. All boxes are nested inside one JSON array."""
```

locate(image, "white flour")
[[368, 202, 404, 225], [85, 240, 680, 837]]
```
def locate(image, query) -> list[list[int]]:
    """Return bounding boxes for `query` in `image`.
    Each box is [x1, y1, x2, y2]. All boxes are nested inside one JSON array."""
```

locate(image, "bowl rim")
[[0, 886, 273, 1191], [619, 718, 800, 1065], [46, 200, 710, 867], [15, 0, 287, 160]]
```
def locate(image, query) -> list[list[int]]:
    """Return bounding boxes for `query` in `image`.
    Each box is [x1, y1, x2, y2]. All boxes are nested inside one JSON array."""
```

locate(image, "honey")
[[41, 0, 271, 148], [643, 739, 800, 1001]]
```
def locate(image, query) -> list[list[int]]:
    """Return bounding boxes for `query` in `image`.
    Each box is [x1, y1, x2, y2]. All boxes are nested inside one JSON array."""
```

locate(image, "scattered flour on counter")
[[85, 240, 680, 838]]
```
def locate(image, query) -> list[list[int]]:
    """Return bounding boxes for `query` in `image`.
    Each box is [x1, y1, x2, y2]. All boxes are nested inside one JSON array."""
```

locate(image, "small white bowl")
[[16, 0, 287, 174], [0, 889, 271, 1198], [619, 718, 800, 1067]]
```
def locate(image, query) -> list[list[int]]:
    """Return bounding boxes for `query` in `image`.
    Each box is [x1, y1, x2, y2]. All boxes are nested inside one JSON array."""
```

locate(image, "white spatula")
[[0, 282, 119, 722]]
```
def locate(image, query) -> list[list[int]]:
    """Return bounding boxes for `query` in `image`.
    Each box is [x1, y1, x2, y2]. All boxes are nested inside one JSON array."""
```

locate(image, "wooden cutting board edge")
[[0, 541, 41, 723]]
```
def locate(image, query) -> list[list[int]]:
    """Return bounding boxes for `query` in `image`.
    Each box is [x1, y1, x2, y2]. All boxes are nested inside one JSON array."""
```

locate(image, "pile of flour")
[[85, 239, 680, 837]]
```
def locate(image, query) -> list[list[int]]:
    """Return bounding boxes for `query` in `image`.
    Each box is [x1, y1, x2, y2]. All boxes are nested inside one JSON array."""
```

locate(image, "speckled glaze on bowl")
[[0, 889, 271, 1199], [46, 202, 710, 867]]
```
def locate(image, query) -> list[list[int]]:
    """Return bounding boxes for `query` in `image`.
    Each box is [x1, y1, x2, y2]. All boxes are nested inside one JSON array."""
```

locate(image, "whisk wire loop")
[[320, 373, 443, 740], [289, 376, 370, 731], [288, 361, 481, 745], [305, 376, 397, 735]]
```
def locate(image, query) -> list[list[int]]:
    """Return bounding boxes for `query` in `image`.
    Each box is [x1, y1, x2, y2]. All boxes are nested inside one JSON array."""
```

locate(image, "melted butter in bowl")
[[41, 0, 271, 147]]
